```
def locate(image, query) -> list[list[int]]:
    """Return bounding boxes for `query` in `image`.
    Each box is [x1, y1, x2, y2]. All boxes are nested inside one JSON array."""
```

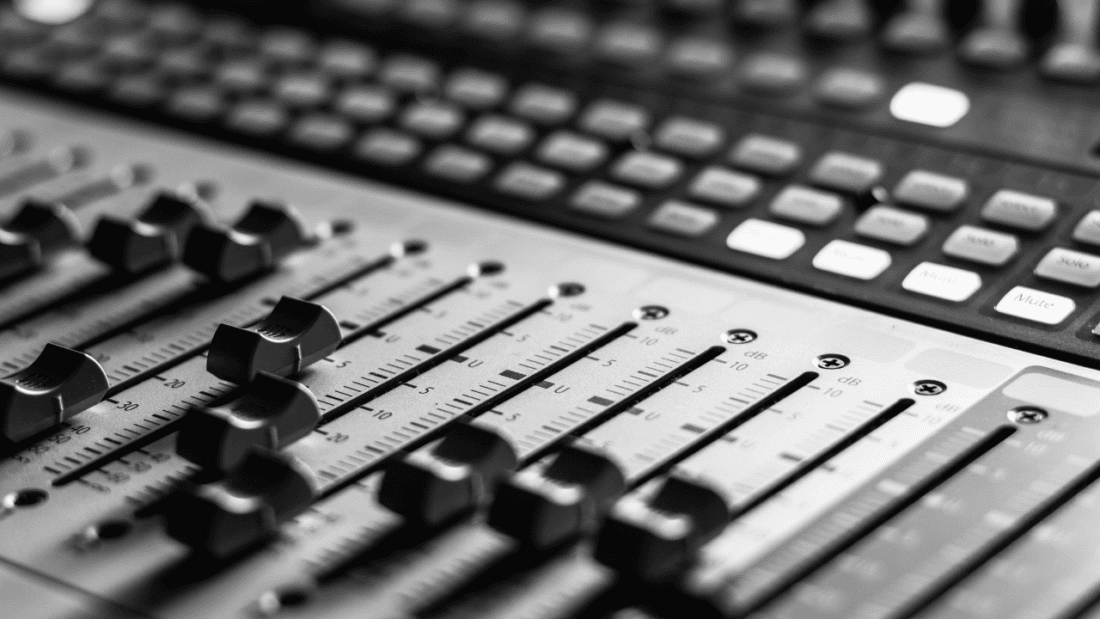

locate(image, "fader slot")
[[0, 268, 200, 372], [762, 436, 1100, 618], [921, 481, 1100, 618], [714, 425, 1018, 616], [0, 253, 106, 325]]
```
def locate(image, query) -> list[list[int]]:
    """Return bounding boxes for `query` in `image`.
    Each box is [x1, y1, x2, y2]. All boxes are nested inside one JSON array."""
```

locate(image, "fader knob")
[[182, 200, 312, 283], [0, 344, 109, 443], [378, 421, 517, 527], [0, 199, 80, 280], [175, 372, 320, 474], [87, 190, 209, 274], [206, 296, 341, 384], [163, 450, 315, 559], [593, 476, 729, 582], [487, 442, 625, 550]]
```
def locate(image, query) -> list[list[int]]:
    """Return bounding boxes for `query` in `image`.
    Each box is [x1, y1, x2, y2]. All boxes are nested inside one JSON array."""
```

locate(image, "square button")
[[610, 151, 684, 189], [726, 218, 805, 259], [890, 82, 970, 128], [813, 240, 891, 280], [902, 262, 982, 302], [769, 185, 844, 226], [995, 286, 1075, 325], [688, 167, 761, 208], [729, 134, 801, 176], [647, 200, 719, 237]]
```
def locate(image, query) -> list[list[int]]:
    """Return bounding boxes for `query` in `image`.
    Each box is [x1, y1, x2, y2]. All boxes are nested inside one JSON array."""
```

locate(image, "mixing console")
[[4, 0, 1100, 618]]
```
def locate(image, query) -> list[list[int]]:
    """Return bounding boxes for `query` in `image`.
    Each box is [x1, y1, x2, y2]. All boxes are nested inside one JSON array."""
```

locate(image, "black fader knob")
[[377, 421, 517, 527], [0, 199, 80, 280], [487, 442, 626, 550], [182, 200, 312, 283], [206, 296, 341, 385], [87, 190, 209, 274], [0, 344, 109, 443], [164, 450, 315, 559], [175, 372, 320, 474], [593, 476, 729, 582]]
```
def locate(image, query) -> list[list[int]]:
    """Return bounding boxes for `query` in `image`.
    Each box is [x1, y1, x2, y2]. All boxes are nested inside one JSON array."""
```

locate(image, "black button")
[[87, 190, 209, 274], [0, 344, 109, 443], [175, 372, 320, 473], [377, 421, 518, 527], [0, 199, 80, 280], [593, 476, 729, 581], [182, 200, 311, 282], [206, 296, 341, 384], [163, 450, 315, 558], [487, 442, 625, 549]]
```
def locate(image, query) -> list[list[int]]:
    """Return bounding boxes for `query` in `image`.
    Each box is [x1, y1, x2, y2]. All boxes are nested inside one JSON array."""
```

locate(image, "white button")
[[981, 190, 1057, 231], [654, 117, 725, 158], [494, 162, 564, 200], [1073, 211, 1100, 246], [527, 7, 593, 51], [666, 36, 734, 75], [769, 185, 844, 226], [379, 54, 440, 92], [536, 131, 607, 171], [610, 151, 684, 189], [466, 115, 535, 154], [812, 240, 891, 280], [445, 68, 508, 108], [942, 225, 1019, 266], [423, 145, 492, 182], [570, 181, 640, 219], [399, 101, 464, 138], [995, 286, 1075, 325], [890, 82, 970, 128], [729, 134, 802, 176], [902, 262, 982, 302], [893, 170, 969, 212], [854, 205, 928, 246], [510, 84, 577, 124], [647, 201, 719, 238], [579, 99, 650, 141], [1035, 248, 1100, 288], [688, 167, 761, 208], [726, 218, 805, 260], [594, 21, 664, 64]]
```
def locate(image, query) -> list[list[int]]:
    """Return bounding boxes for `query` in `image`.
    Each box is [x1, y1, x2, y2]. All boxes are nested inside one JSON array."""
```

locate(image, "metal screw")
[[913, 380, 946, 396], [1008, 406, 1048, 425], [634, 305, 669, 321], [723, 329, 757, 345], [815, 354, 850, 370], [552, 282, 585, 298]]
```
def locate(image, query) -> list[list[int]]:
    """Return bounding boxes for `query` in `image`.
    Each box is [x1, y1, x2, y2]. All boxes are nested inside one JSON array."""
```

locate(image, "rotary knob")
[[0, 344, 109, 443], [206, 296, 341, 385], [86, 190, 209, 274], [377, 421, 517, 527], [487, 442, 625, 550], [0, 199, 80, 281], [593, 476, 729, 582], [182, 200, 312, 283], [163, 450, 315, 559], [175, 372, 320, 474]]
